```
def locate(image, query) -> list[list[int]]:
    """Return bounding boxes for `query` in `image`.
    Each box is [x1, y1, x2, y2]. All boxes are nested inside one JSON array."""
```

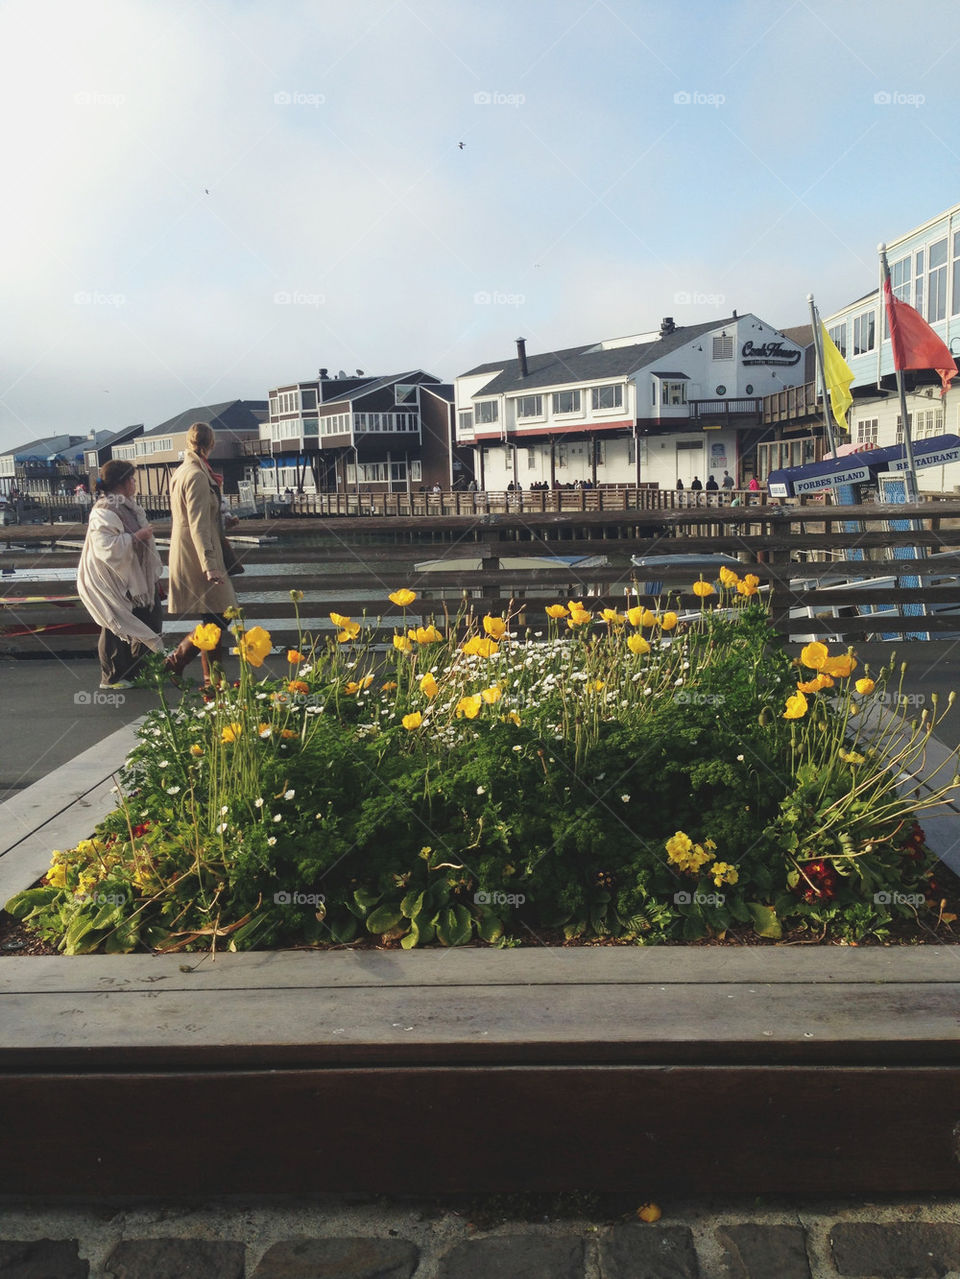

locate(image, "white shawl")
[[76, 497, 164, 651]]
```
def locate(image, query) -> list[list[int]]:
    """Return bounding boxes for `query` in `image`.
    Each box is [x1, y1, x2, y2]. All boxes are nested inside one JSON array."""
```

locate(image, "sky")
[[1, 0, 959, 451]]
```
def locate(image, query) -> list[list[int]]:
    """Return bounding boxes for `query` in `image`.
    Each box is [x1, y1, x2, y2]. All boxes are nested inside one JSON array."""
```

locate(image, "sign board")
[[885, 444, 960, 472], [791, 465, 871, 496], [236, 480, 258, 516]]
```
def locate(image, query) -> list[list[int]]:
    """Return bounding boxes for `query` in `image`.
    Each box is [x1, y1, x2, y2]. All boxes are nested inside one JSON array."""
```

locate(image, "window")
[[857, 418, 879, 445], [395, 384, 419, 405], [627, 437, 636, 464], [410, 461, 422, 481], [526, 448, 536, 470], [302, 418, 319, 436], [662, 381, 687, 406], [595, 441, 606, 466], [552, 389, 581, 414], [712, 334, 733, 360], [591, 385, 622, 411], [269, 395, 279, 417], [852, 310, 875, 356], [928, 238, 948, 322], [476, 400, 499, 424], [828, 323, 847, 357], [908, 408, 943, 440], [953, 231, 960, 317], [891, 256, 912, 304], [458, 410, 474, 433], [515, 395, 543, 418], [301, 388, 317, 410], [915, 249, 925, 316]]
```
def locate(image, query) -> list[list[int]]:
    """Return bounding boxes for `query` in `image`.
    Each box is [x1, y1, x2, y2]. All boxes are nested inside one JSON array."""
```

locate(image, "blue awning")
[[768, 434, 960, 497]]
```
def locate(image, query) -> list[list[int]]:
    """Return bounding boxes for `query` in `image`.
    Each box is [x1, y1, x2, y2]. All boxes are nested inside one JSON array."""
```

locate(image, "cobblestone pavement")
[[4, 1196, 960, 1278]]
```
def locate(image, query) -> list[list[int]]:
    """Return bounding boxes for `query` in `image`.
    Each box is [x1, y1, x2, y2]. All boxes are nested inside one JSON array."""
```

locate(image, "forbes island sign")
[[741, 340, 802, 367]]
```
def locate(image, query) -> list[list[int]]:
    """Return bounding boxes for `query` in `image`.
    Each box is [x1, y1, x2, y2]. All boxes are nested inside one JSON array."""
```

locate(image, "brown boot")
[[200, 645, 225, 689], [163, 635, 199, 681]]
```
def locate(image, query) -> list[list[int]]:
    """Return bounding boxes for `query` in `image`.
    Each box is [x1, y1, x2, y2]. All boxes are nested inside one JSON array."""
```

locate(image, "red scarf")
[[200, 455, 224, 490]]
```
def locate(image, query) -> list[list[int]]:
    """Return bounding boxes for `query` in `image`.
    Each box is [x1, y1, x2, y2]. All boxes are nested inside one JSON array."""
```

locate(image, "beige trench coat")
[[167, 451, 238, 618]]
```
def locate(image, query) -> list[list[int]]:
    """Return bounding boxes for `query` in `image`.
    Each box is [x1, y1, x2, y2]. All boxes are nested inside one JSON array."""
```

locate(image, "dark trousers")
[[99, 598, 163, 685]]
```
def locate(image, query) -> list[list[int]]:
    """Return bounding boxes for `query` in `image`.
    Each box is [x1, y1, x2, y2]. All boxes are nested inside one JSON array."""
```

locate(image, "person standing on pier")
[[77, 461, 164, 690], [690, 476, 703, 491], [164, 421, 238, 685]]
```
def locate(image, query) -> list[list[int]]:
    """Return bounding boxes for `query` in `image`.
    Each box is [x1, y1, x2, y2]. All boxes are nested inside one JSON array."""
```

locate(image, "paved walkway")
[[4, 1195, 960, 1277]]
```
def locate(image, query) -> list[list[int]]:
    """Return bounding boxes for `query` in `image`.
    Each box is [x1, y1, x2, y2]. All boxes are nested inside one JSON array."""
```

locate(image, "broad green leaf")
[[365, 904, 404, 935], [4, 887, 60, 919], [748, 902, 782, 940], [400, 889, 424, 920]]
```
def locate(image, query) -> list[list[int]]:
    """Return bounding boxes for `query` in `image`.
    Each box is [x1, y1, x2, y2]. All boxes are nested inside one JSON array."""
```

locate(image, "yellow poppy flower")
[[481, 685, 502, 703], [336, 621, 361, 642], [627, 633, 651, 655], [288, 680, 309, 694], [659, 612, 678, 630], [287, 650, 305, 664], [797, 674, 834, 693], [393, 634, 413, 653], [692, 580, 715, 598], [601, 608, 625, 626], [567, 607, 592, 627], [545, 604, 569, 619], [456, 694, 483, 719], [482, 615, 507, 639], [191, 622, 222, 651], [462, 636, 499, 658], [419, 672, 439, 698], [408, 624, 444, 644], [783, 691, 808, 720], [855, 677, 876, 695], [736, 579, 759, 597], [719, 566, 740, 588], [189, 743, 203, 756], [800, 641, 829, 670], [221, 722, 243, 743], [389, 589, 417, 607], [823, 653, 858, 678], [505, 710, 521, 726], [234, 625, 272, 667], [280, 728, 298, 739], [402, 712, 422, 730], [381, 680, 398, 691]]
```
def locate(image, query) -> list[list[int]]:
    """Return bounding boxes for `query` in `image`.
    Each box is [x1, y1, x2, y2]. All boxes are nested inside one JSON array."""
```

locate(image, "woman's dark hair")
[[96, 460, 136, 495]]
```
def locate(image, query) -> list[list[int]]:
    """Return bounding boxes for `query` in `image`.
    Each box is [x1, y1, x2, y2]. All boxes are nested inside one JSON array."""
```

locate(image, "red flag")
[[883, 276, 958, 395]]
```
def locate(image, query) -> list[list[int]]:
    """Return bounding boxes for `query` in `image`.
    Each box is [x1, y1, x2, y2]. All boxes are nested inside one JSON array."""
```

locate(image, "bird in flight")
[[457, 142, 464, 150]]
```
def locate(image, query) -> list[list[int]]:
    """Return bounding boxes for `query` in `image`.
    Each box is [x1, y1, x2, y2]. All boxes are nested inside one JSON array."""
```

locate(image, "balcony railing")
[[688, 398, 762, 421], [761, 380, 820, 424]]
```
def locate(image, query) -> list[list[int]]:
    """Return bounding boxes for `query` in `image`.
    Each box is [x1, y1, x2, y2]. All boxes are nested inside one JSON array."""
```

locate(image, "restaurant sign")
[[741, 341, 802, 367]]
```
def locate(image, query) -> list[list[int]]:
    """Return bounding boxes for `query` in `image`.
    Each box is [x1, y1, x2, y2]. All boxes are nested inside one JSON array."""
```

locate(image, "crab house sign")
[[741, 341, 802, 366]]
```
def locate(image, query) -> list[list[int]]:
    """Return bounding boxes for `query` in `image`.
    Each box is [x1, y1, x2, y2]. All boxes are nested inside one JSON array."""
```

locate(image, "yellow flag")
[[821, 323, 854, 431]]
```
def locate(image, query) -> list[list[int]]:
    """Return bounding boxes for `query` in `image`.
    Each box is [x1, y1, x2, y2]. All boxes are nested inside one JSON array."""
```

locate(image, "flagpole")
[[807, 293, 838, 457], [878, 241, 919, 502]]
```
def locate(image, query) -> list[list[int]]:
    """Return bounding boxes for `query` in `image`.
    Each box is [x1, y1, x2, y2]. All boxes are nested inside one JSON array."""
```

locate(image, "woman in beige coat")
[[164, 421, 238, 683]]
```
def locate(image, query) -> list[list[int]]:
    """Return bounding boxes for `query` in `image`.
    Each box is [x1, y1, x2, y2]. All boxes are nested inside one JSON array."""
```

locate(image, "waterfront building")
[[454, 315, 810, 491], [822, 202, 960, 492], [0, 427, 141, 498], [248, 371, 468, 495], [110, 400, 266, 496]]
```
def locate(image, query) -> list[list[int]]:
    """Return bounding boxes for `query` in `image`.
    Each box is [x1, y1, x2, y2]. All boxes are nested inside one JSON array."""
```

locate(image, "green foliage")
[[6, 596, 956, 952]]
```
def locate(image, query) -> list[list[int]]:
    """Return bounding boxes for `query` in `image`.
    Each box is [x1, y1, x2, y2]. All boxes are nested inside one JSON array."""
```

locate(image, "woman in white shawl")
[[77, 460, 164, 689]]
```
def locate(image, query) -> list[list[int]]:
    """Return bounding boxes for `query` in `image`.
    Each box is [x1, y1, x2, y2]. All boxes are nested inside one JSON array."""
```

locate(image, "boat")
[[629, 553, 747, 595]]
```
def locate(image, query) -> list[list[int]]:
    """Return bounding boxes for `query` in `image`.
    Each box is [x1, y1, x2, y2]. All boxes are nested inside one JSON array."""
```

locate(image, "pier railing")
[[5, 502, 960, 646]]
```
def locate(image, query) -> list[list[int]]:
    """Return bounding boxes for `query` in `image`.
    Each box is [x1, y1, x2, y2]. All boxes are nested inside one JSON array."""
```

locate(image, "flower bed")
[[6, 579, 959, 953]]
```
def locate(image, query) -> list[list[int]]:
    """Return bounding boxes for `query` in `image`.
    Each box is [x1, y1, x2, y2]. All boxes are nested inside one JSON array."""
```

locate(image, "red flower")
[[131, 823, 150, 838], [797, 860, 837, 903]]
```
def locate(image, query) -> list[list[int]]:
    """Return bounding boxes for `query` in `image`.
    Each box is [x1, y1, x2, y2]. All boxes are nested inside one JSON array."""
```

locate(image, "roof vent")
[[516, 337, 529, 377], [319, 368, 328, 378], [660, 317, 675, 337]]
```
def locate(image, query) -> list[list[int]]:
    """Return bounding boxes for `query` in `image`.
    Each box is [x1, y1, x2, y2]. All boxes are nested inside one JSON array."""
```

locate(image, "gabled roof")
[[778, 325, 814, 348], [2, 432, 95, 460], [143, 400, 267, 439], [466, 319, 738, 397], [421, 383, 454, 402]]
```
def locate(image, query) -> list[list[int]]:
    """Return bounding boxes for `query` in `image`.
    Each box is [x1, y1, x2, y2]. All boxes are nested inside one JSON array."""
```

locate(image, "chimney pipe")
[[659, 317, 675, 337], [516, 337, 528, 377], [319, 368, 328, 378]]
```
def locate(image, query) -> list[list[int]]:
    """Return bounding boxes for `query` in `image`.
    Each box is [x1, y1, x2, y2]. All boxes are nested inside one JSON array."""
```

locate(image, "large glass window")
[[552, 389, 581, 414], [852, 310, 875, 356], [476, 401, 499, 424], [591, 385, 622, 410], [515, 395, 543, 418], [662, 381, 687, 406], [458, 410, 474, 433], [928, 238, 948, 322], [395, 384, 419, 405], [915, 249, 925, 316], [828, 323, 847, 357]]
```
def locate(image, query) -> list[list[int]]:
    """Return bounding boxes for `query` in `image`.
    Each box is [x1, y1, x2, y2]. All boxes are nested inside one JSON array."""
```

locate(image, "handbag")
[[221, 534, 245, 576]]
